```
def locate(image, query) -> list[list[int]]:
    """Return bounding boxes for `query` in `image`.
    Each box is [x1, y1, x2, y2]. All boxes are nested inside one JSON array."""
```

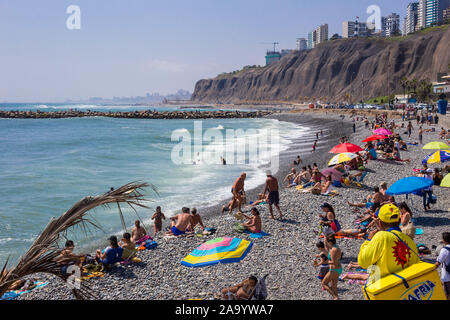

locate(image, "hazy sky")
[[0, 0, 411, 102]]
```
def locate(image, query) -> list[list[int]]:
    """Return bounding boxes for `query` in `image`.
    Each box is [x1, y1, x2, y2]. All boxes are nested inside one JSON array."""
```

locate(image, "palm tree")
[[0, 182, 155, 299], [417, 80, 433, 103], [400, 77, 409, 100]]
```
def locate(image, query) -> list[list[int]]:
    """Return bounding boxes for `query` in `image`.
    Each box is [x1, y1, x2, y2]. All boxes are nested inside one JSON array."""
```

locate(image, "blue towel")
[[244, 230, 270, 238], [415, 228, 424, 235]]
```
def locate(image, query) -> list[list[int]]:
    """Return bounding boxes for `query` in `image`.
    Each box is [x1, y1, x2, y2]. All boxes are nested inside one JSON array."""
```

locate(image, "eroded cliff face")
[[192, 27, 450, 103]]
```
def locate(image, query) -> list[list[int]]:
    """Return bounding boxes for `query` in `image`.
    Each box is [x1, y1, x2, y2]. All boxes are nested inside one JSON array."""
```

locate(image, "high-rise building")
[[382, 13, 401, 37], [405, 2, 419, 34], [444, 6, 450, 21], [296, 38, 307, 51], [316, 24, 329, 44], [417, 0, 427, 30], [425, 0, 450, 26], [343, 21, 372, 38], [307, 31, 314, 49]]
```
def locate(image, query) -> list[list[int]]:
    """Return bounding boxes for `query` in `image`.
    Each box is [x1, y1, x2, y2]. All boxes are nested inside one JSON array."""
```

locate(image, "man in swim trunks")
[[166, 207, 193, 237], [229, 173, 246, 215], [263, 171, 282, 219]]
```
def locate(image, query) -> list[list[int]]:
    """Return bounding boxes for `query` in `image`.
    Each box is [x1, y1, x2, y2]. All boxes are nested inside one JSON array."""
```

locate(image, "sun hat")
[[266, 170, 272, 176], [376, 204, 400, 223]]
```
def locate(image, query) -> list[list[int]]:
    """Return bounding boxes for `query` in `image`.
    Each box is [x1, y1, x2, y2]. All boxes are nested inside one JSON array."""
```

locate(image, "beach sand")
[[17, 111, 450, 300]]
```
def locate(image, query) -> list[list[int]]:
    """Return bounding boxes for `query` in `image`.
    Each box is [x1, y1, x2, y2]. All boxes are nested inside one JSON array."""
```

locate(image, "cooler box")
[[363, 262, 446, 300]]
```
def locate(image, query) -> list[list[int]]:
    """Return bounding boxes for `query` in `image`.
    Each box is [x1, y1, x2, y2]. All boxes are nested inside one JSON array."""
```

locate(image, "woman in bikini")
[[152, 206, 166, 237], [220, 276, 258, 300], [322, 234, 342, 300], [242, 208, 262, 234]]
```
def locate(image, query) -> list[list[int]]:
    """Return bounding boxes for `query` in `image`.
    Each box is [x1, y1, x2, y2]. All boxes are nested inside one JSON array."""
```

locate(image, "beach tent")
[[327, 153, 358, 166], [362, 135, 388, 143], [386, 177, 433, 196], [422, 150, 450, 165], [181, 237, 252, 268], [329, 143, 363, 154], [373, 128, 393, 136], [441, 174, 450, 188], [422, 142, 450, 150]]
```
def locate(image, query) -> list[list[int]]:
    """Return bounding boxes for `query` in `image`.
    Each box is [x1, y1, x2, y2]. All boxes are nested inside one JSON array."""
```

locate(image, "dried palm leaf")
[[0, 182, 154, 299]]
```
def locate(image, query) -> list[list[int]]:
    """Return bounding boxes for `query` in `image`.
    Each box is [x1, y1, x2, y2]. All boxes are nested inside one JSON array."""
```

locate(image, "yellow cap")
[[377, 204, 400, 223]]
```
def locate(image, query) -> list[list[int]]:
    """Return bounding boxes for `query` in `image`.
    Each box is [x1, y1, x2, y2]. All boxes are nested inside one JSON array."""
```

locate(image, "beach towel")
[[415, 228, 424, 236], [137, 240, 158, 251], [120, 257, 142, 265], [81, 264, 105, 281], [0, 281, 49, 300], [135, 235, 153, 245], [320, 234, 365, 240], [243, 230, 270, 238]]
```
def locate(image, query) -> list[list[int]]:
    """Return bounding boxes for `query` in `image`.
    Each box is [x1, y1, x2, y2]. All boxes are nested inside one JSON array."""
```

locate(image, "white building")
[[417, 0, 427, 30], [296, 38, 307, 51], [382, 13, 401, 37], [307, 24, 328, 49], [342, 21, 372, 38], [405, 2, 419, 34]]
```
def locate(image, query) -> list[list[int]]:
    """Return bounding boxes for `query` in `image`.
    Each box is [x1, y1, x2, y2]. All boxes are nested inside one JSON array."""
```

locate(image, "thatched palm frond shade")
[[0, 182, 154, 299]]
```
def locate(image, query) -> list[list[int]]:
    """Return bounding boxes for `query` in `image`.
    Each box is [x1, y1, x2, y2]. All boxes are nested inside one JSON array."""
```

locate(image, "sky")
[[0, 0, 412, 102]]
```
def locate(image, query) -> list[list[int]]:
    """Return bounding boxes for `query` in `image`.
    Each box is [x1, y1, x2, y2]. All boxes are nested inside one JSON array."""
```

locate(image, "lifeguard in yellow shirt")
[[358, 203, 420, 282]]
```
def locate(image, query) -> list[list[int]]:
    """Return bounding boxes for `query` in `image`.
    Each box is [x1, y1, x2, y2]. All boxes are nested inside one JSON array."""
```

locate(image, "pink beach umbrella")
[[373, 128, 393, 136], [321, 168, 343, 181]]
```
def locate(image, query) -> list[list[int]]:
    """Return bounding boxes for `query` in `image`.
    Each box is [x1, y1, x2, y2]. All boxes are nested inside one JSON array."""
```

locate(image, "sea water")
[[0, 104, 308, 264]]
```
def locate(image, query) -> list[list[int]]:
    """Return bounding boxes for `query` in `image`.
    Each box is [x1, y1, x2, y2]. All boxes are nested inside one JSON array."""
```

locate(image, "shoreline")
[[10, 110, 450, 300]]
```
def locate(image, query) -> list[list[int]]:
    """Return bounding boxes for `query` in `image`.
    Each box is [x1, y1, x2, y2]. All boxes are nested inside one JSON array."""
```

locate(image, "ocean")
[[0, 103, 309, 264]]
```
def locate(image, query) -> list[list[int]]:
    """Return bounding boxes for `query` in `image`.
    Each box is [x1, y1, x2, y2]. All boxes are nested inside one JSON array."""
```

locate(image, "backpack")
[[443, 247, 450, 274], [252, 274, 268, 300]]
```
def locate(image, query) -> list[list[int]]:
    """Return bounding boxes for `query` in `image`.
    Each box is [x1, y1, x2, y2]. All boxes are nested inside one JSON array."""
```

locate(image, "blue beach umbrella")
[[386, 177, 434, 196], [422, 150, 450, 165]]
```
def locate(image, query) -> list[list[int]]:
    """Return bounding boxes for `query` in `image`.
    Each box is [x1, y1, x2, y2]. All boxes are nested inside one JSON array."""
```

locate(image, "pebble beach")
[[17, 110, 450, 301]]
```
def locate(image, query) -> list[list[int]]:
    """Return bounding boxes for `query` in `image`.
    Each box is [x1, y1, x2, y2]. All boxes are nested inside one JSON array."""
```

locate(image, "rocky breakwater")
[[0, 109, 273, 120]]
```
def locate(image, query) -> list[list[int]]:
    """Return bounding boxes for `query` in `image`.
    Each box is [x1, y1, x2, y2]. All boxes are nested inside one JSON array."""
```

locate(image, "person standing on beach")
[[230, 173, 246, 215], [418, 127, 423, 144], [352, 122, 356, 133], [263, 171, 282, 219], [322, 234, 342, 300], [312, 140, 317, 153], [358, 204, 420, 283], [435, 232, 450, 300], [407, 121, 413, 138], [152, 206, 166, 237]]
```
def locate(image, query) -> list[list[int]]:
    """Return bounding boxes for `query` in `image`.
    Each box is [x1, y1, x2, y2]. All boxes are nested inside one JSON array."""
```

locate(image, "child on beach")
[[322, 234, 342, 300], [313, 241, 329, 281], [152, 206, 166, 237], [435, 232, 450, 300]]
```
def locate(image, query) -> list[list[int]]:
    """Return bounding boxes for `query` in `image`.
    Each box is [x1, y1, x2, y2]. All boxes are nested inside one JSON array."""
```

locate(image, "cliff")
[[191, 26, 450, 103]]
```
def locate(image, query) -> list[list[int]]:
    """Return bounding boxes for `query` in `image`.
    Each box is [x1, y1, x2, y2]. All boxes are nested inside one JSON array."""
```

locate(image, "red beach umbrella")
[[362, 134, 388, 143], [329, 143, 363, 154]]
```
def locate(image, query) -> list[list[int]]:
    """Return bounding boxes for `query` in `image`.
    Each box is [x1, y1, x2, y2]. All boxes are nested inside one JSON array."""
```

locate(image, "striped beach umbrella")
[[441, 174, 450, 188], [328, 153, 358, 166], [329, 143, 363, 154], [181, 237, 253, 268], [422, 142, 450, 150], [422, 150, 450, 165]]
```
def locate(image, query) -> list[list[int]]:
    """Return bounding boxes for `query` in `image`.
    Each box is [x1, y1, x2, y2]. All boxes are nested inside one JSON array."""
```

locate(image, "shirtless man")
[[229, 173, 246, 215], [187, 208, 206, 232], [263, 171, 282, 219], [131, 220, 147, 243], [295, 166, 311, 185], [283, 168, 297, 187], [166, 207, 193, 237]]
